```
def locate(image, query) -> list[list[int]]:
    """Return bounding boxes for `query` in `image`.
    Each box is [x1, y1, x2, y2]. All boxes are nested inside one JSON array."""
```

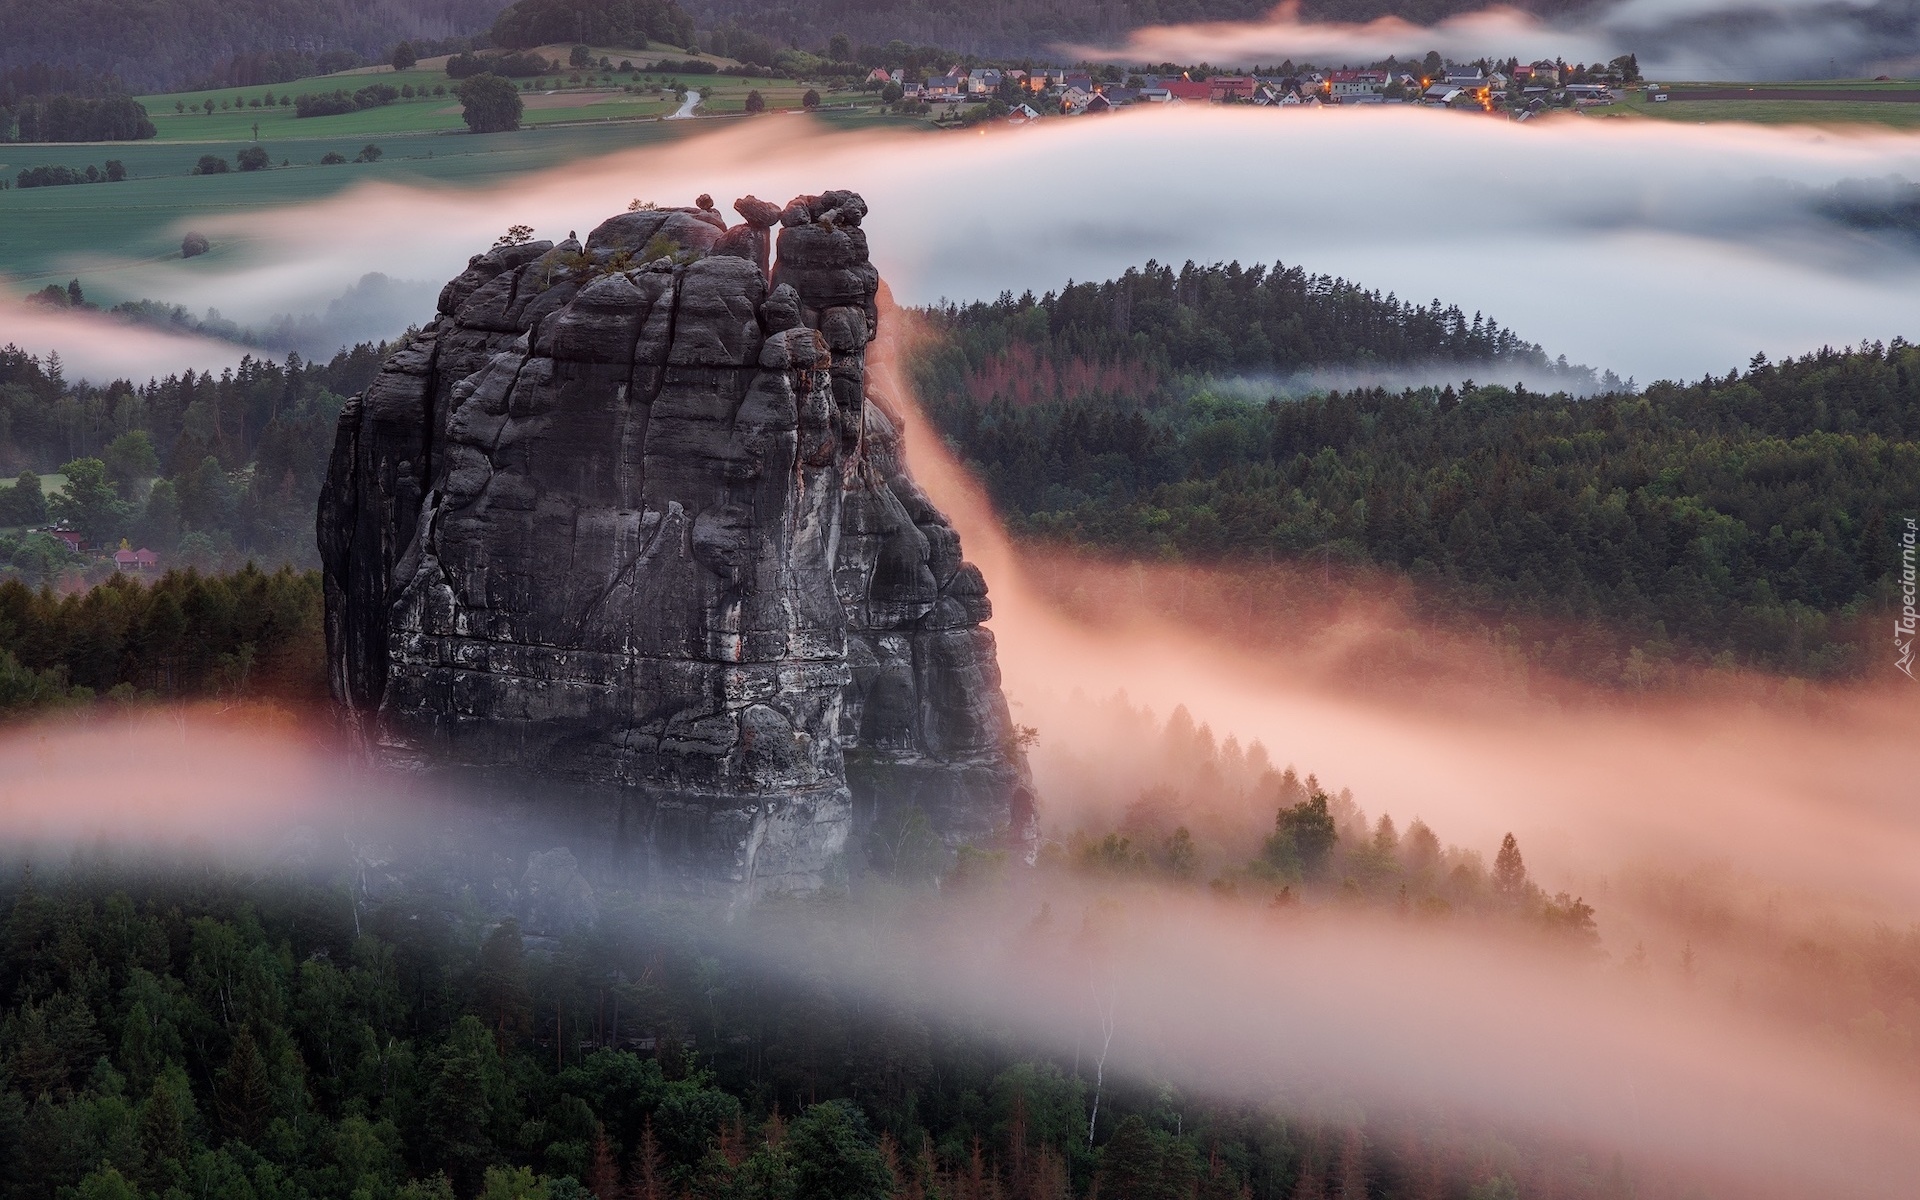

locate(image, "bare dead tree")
[[1086, 980, 1117, 1147]]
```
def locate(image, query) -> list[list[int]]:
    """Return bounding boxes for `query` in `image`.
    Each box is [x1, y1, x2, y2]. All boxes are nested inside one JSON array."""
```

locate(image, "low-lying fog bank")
[[14, 108, 1920, 385]]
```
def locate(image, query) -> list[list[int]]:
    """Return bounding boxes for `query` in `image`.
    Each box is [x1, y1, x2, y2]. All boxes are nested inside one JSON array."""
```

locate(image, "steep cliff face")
[[318, 192, 1033, 896]]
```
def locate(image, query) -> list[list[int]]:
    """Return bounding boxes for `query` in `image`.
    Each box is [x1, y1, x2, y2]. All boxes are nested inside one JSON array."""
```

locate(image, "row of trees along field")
[[912, 264, 1920, 682], [0, 67, 156, 142], [0, 344, 384, 581]]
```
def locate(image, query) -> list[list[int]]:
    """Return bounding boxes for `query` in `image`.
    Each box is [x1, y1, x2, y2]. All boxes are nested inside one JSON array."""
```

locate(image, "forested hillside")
[[913, 260, 1592, 409], [0, 761, 1622, 1200], [0, 0, 504, 92], [491, 0, 696, 52], [0, 0, 1605, 89], [0, 715, 1910, 1200], [0, 342, 383, 577], [915, 266, 1918, 682], [681, 0, 1591, 59], [0, 565, 323, 713]]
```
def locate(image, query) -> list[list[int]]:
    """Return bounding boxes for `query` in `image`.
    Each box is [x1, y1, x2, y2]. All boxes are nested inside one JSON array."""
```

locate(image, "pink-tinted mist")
[[0, 707, 330, 852]]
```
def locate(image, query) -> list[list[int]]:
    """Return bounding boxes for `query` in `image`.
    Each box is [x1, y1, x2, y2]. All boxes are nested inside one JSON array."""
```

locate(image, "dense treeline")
[[0, 800, 1626, 1200], [0, 565, 325, 711], [0, 0, 505, 93], [915, 277, 1918, 681], [679, 0, 1587, 60], [914, 260, 1591, 414], [0, 94, 154, 143], [0, 64, 128, 107], [0, 0, 1606, 92], [1822, 178, 1920, 239], [14, 161, 126, 187], [0, 659, 1906, 1200], [0, 343, 383, 575], [295, 83, 399, 118], [492, 0, 697, 52], [1036, 693, 1602, 943]]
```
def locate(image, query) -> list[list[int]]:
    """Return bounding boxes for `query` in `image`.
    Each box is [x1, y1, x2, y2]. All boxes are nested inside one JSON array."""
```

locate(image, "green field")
[[0, 123, 712, 286], [0, 114, 924, 288], [0, 42, 916, 290], [1585, 79, 1920, 128], [122, 45, 853, 144], [0, 473, 68, 493]]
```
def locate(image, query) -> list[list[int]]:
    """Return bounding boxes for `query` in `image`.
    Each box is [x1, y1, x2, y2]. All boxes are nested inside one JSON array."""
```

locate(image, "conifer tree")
[[1337, 1128, 1366, 1199], [1492, 834, 1529, 904], [1291, 1131, 1326, 1200], [215, 1026, 272, 1142], [586, 1126, 619, 1199], [135, 1078, 188, 1193], [476, 918, 532, 1041], [1096, 1115, 1160, 1200], [627, 1118, 664, 1200]]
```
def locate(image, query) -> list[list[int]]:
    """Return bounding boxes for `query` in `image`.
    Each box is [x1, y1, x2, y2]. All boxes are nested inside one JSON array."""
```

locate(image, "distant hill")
[[0, 0, 507, 93], [0, 0, 1600, 94], [914, 262, 1918, 682], [491, 0, 697, 52], [679, 0, 1593, 60]]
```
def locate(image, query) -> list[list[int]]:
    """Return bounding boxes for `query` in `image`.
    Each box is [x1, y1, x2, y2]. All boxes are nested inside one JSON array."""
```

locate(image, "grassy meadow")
[[0, 123, 705, 285], [0, 45, 915, 288], [131, 45, 849, 143], [1585, 79, 1920, 128]]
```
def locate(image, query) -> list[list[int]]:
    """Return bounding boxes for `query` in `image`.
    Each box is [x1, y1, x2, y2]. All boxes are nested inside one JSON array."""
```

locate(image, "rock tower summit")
[[318, 191, 1034, 896]]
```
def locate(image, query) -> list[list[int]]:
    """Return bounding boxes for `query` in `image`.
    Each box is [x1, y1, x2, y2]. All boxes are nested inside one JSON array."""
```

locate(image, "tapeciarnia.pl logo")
[[1898, 517, 1917, 679]]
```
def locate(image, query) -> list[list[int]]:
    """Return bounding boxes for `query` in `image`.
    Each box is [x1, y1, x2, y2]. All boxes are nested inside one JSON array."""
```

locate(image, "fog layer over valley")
[[14, 108, 1920, 385], [0, 298, 252, 381], [3, 95, 1918, 1200], [3, 601, 1917, 1197], [728, 880, 1920, 1199]]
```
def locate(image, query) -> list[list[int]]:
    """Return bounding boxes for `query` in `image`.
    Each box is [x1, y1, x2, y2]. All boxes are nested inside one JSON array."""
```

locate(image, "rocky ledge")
[[318, 191, 1034, 899]]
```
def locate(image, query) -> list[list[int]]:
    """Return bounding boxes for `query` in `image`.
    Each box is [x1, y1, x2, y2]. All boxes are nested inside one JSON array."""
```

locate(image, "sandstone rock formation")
[[319, 192, 1033, 897]]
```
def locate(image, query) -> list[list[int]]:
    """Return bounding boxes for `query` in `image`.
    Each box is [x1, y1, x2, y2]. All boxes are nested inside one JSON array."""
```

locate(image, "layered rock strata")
[[318, 192, 1033, 896]]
